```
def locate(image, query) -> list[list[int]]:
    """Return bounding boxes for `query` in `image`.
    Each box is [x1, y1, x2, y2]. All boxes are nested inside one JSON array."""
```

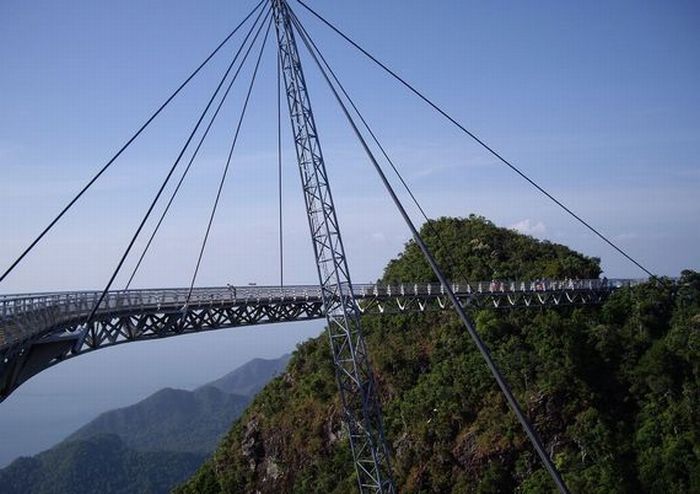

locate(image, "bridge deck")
[[0, 279, 636, 402]]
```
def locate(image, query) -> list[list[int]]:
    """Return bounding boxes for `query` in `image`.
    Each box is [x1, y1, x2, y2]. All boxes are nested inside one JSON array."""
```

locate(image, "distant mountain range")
[[0, 354, 290, 494], [0, 434, 204, 494]]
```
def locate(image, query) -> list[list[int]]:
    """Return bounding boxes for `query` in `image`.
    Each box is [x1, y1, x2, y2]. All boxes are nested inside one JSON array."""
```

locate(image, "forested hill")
[[382, 216, 601, 282], [178, 216, 699, 493]]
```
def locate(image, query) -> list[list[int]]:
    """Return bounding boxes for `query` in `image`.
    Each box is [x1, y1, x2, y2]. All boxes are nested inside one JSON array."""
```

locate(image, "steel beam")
[[271, 1, 395, 491]]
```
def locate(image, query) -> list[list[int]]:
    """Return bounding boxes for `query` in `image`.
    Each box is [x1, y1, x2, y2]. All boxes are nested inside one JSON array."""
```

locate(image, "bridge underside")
[[0, 297, 325, 403], [0, 287, 608, 402]]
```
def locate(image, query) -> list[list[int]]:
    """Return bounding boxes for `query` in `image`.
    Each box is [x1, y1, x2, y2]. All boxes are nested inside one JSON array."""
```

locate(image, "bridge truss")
[[0, 280, 618, 405], [272, 1, 394, 488]]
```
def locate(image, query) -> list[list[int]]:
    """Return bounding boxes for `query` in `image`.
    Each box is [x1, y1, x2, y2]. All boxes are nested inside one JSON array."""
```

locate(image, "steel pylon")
[[271, 1, 395, 492]]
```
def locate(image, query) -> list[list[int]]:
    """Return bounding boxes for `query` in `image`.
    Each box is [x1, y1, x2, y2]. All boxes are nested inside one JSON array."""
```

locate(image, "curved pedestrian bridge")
[[0, 279, 637, 401]]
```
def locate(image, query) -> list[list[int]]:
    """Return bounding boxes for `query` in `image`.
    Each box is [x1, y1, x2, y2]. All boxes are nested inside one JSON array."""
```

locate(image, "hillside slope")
[[178, 216, 699, 493]]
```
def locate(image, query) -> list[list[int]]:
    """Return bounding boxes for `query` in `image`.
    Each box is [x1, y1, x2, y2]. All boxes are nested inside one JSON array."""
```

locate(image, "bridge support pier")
[[271, 1, 395, 492]]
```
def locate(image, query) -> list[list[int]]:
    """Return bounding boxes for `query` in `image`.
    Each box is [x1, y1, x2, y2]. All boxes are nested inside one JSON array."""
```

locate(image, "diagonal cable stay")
[[277, 47, 285, 288], [186, 17, 273, 303], [85, 6, 272, 325], [290, 10, 571, 494], [125, 6, 272, 289], [0, 0, 266, 286], [294, 0, 656, 281]]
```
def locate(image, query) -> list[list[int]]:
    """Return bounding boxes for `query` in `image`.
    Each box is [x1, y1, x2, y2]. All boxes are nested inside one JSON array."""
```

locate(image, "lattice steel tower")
[[271, 1, 395, 492]]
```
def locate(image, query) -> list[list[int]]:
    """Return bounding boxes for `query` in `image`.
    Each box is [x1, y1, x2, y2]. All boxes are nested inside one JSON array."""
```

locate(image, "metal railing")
[[354, 278, 640, 297], [1, 279, 642, 318]]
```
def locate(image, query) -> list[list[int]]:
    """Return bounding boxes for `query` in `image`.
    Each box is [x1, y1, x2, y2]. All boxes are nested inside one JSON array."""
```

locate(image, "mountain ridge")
[[202, 354, 290, 396]]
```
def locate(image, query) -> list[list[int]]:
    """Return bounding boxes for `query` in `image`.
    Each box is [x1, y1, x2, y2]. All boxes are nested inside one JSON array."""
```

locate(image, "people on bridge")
[[227, 283, 237, 298]]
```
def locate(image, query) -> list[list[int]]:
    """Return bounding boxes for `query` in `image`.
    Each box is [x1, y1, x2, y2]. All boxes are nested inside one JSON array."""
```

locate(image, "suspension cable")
[[86, 6, 271, 325], [277, 48, 285, 287], [290, 12, 571, 494], [0, 0, 266, 286], [186, 18, 273, 303], [289, 9, 473, 285], [294, 0, 656, 281], [124, 6, 271, 289]]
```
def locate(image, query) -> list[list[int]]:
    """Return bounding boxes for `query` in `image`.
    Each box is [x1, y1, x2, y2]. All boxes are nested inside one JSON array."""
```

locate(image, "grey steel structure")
[[271, 0, 394, 490], [0, 279, 626, 403]]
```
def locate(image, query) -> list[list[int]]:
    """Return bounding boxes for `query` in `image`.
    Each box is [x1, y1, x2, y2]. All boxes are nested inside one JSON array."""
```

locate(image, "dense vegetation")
[[178, 216, 699, 493], [0, 356, 290, 494], [382, 216, 601, 282]]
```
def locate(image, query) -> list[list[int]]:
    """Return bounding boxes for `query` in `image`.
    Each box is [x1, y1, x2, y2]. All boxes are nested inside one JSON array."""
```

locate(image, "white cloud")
[[510, 219, 547, 236]]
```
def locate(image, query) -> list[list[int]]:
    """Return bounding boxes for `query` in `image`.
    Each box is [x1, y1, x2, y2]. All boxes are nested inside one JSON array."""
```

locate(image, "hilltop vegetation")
[[178, 216, 699, 493], [382, 216, 601, 282]]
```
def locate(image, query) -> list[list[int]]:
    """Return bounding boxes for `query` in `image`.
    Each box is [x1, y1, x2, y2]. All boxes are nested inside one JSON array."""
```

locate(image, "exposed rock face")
[[264, 457, 281, 481], [241, 418, 263, 472]]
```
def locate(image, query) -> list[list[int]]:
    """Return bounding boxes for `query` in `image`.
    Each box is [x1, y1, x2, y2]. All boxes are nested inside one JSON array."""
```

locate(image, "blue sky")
[[0, 0, 698, 464]]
